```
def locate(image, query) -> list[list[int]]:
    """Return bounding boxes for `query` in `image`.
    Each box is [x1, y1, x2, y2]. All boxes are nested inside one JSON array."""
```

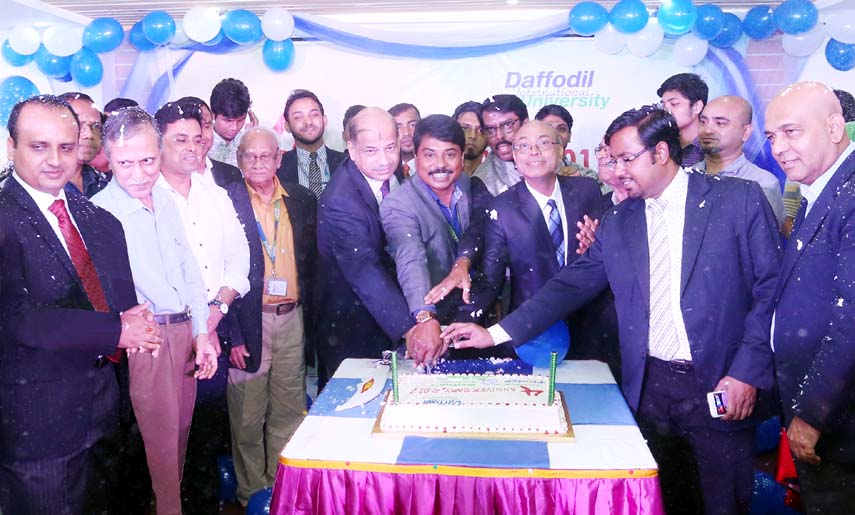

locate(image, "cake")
[[374, 373, 573, 441]]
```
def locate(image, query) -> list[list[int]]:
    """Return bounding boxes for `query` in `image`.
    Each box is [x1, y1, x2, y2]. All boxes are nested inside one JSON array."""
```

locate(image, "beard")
[[701, 144, 721, 155], [293, 129, 324, 147]]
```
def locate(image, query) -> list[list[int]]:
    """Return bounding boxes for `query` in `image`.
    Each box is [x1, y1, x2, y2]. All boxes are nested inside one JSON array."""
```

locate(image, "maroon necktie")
[[380, 179, 391, 200]]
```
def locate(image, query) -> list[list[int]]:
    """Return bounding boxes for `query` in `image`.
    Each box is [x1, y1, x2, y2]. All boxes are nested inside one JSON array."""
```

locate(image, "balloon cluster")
[[0, 75, 39, 125], [568, 0, 855, 71]]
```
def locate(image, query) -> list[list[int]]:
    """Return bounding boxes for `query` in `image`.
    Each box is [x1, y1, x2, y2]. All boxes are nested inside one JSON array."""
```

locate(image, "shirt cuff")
[[411, 305, 437, 317], [487, 324, 512, 346]]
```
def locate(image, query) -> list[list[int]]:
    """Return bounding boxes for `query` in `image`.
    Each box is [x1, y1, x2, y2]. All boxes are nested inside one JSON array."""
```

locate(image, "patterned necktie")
[[380, 179, 390, 200], [647, 198, 680, 360], [546, 199, 565, 268], [308, 151, 324, 198]]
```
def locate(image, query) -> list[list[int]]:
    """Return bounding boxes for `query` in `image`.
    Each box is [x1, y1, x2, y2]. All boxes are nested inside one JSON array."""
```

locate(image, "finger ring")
[[145, 326, 153, 333], [441, 287, 447, 293]]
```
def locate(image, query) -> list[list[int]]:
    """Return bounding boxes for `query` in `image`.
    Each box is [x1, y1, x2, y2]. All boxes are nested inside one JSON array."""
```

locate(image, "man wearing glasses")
[[473, 94, 528, 196], [444, 105, 782, 515]]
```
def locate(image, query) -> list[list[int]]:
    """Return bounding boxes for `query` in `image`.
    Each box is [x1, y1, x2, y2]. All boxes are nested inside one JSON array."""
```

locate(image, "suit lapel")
[[620, 200, 650, 309], [559, 177, 582, 251], [516, 183, 553, 252], [347, 160, 382, 216], [680, 173, 712, 295]]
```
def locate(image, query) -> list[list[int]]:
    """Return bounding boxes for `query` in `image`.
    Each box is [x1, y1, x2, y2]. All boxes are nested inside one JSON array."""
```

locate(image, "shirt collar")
[[800, 141, 855, 207], [245, 176, 288, 205], [296, 145, 327, 162], [104, 176, 164, 216], [524, 178, 562, 210], [12, 172, 68, 210], [421, 179, 463, 208], [646, 166, 689, 210]]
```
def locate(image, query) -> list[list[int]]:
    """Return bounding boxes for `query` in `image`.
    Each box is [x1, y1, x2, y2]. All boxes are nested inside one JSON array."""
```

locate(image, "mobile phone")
[[707, 390, 728, 418]]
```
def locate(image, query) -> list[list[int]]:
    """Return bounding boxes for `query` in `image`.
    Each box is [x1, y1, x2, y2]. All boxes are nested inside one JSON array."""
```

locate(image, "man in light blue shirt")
[[91, 106, 216, 515]]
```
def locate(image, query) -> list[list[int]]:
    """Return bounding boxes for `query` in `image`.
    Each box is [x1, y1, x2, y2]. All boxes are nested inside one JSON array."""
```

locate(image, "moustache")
[[429, 168, 455, 176]]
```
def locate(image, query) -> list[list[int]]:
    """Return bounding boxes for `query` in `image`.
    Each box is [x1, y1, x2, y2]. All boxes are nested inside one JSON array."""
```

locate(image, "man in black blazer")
[[276, 89, 345, 196], [766, 81, 855, 513], [0, 96, 161, 514], [445, 105, 782, 515], [224, 127, 317, 504]]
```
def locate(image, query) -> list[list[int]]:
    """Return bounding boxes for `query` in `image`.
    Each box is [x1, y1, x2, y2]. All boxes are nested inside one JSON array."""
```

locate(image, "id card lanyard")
[[257, 199, 281, 276]]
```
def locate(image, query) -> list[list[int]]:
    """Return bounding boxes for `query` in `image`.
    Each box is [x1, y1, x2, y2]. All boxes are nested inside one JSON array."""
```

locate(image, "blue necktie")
[[547, 199, 565, 268]]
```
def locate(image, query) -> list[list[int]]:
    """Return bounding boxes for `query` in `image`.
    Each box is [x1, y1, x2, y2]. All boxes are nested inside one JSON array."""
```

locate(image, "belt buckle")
[[94, 355, 109, 368], [668, 359, 692, 374], [276, 303, 286, 315]]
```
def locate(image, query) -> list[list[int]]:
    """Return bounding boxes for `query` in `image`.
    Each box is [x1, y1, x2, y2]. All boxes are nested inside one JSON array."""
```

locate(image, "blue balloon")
[[0, 76, 39, 125], [217, 455, 237, 503], [753, 416, 781, 454], [610, 0, 649, 35], [223, 9, 263, 45], [750, 471, 787, 515], [262, 39, 295, 72], [570, 2, 609, 37], [129, 22, 157, 51], [3, 39, 34, 66], [710, 12, 743, 48], [70, 47, 103, 87], [693, 4, 725, 41], [142, 11, 176, 46], [246, 487, 273, 515], [515, 321, 571, 368], [83, 17, 125, 53], [34, 45, 72, 78], [774, 0, 818, 35], [657, 0, 698, 36], [743, 6, 777, 40], [826, 39, 855, 71]]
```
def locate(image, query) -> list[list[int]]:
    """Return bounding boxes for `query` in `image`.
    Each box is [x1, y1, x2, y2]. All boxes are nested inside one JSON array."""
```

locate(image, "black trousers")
[[796, 457, 855, 514], [636, 358, 755, 515]]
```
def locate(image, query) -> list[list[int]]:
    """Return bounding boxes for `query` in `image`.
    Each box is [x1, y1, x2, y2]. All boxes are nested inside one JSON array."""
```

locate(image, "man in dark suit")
[[766, 81, 855, 513], [0, 95, 162, 514], [224, 127, 317, 505], [316, 107, 432, 385], [276, 89, 345, 196], [445, 105, 782, 515]]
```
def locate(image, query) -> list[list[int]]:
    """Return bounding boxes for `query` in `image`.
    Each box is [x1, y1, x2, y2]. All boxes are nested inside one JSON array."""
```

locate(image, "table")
[[271, 359, 664, 514]]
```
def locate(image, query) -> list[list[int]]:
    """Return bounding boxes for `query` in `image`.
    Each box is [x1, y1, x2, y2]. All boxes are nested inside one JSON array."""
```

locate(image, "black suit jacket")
[[210, 158, 243, 188], [0, 180, 137, 460], [773, 150, 855, 462], [275, 146, 346, 187], [315, 159, 412, 377], [224, 180, 317, 374], [500, 172, 782, 430]]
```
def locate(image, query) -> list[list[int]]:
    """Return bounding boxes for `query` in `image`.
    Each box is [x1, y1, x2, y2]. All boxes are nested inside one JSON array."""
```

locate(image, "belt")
[[262, 302, 297, 315], [94, 355, 114, 368], [153, 310, 191, 325], [650, 357, 694, 374]]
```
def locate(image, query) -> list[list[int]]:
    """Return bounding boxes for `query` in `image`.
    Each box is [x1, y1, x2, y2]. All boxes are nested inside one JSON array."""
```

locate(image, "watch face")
[[219, 303, 229, 315]]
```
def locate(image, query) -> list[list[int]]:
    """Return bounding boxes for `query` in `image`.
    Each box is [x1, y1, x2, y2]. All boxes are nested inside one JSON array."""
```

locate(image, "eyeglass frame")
[[513, 138, 562, 155], [603, 146, 653, 170], [482, 117, 521, 137]]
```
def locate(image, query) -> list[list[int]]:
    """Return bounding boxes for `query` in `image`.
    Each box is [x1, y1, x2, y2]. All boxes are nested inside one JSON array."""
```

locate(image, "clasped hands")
[[118, 302, 161, 356]]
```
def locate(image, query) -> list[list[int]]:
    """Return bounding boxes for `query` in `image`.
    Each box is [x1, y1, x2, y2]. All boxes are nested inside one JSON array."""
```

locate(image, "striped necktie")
[[308, 151, 324, 198], [547, 199, 565, 268], [647, 198, 680, 360]]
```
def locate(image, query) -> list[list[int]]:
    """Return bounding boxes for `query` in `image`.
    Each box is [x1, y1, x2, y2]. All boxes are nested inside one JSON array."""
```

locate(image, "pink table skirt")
[[271, 463, 665, 515]]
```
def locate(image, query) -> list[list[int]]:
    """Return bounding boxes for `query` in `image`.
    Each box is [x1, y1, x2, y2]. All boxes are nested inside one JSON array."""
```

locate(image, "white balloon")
[[183, 6, 221, 43], [673, 33, 709, 67], [824, 8, 855, 44], [42, 24, 84, 57], [782, 23, 827, 56], [172, 20, 190, 46], [262, 8, 295, 42], [9, 26, 41, 55], [594, 24, 627, 55], [628, 19, 664, 57]]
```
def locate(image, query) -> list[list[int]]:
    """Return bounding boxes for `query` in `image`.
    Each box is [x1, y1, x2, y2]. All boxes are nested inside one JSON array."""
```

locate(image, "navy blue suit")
[[773, 149, 855, 510], [499, 171, 782, 514], [0, 180, 137, 514], [276, 146, 346, 186], [315, 159, 412, 383]]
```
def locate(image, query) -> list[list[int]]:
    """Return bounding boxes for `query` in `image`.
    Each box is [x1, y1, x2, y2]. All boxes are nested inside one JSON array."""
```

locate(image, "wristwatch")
[[415, 310, 436, 324], [209, 299, 229, 315]]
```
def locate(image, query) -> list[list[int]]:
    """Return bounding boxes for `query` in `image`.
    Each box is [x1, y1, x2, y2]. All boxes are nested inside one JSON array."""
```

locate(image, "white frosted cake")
[[374, 373, 573, 440]]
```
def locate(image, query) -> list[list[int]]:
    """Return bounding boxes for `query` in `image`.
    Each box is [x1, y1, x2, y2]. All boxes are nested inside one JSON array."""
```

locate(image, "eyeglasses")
[[483, 118, 520, 137], [594, 144, 609, 157], [239, 153, 276, 164], [513, 138, 560, 155], [604, 147, 652, 170]]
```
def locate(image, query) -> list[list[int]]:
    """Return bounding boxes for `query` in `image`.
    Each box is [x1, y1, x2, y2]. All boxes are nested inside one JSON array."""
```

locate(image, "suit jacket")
[[500, 171, 782, 429], [211, 158, 243, 188], [224, 180, 317, 374], [315, 159, 412, 376], [0, 180, 137, 460], [773, 149, 855, 462], [380, 173, 481, 322], [275, 146, 346, 186]]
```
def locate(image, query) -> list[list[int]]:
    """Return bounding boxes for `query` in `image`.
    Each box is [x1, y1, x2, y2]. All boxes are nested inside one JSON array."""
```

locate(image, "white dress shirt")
[[13, 173, 81, 255], [362, 173, 400, 205], [525, 179, 568, 266]]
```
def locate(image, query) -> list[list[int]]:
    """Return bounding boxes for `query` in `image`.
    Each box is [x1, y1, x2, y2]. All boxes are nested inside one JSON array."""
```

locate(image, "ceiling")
[[8, 0, 799, 29]]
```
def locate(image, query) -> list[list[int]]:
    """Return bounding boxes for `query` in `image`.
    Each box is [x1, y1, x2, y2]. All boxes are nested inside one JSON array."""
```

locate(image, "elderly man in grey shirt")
[[697, 95, 785, 226]]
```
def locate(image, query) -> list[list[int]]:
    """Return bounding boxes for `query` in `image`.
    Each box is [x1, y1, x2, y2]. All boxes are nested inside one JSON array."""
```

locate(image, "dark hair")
[[657, 73, 709, 106], [104, 97, 139, 114], [284, 89, 324, 121], [102, 106, 160, 156], [452, 101, 483, 125], [388, 103, 420, 119], [7, 95, 79, 144], [210, 78, 251, 118], [154, 100, 202, 135], [342, 104, 365, 135], [535, 104, 573, 131], [604, 104, 682, 164], [481, 94, 529, 123], [58, 91, 95, 104], [834, 89, 855, 123], [175, 96, 210, 121], [413, 114, 465, 153]]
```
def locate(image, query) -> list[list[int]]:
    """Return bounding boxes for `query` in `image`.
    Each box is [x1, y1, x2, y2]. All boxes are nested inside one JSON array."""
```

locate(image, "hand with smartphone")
[[709, 376, 757, 421]]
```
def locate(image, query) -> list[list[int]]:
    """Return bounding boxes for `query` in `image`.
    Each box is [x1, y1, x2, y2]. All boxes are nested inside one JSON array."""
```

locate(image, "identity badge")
[[267, 278, 288, 296]]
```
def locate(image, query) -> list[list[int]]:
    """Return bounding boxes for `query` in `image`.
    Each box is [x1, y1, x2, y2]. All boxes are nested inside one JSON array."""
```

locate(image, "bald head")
[[240, 127, 279, 152], [765, 81, 849, 185], [346, 107, 400, 181], [237, 127, 282, 189]]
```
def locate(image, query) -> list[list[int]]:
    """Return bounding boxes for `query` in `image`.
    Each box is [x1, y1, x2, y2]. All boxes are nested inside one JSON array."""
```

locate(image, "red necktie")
[[402, 162, 411, 178]]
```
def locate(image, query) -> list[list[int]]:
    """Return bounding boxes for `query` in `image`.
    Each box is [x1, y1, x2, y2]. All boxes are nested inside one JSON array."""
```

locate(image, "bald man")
[[697, 96, 785, 226], [766, 82, 855, 513], [315, 108, 429, 386]]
